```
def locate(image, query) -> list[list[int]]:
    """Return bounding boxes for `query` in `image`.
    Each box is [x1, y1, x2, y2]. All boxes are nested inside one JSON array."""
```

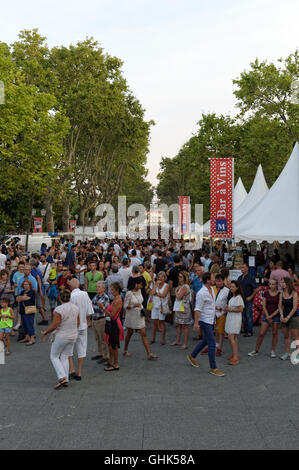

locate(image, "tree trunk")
[[79, 207, 87, 226], [25, 194, 34, 252], [62, 200, 70, 232], [45, 198, 54, 233]]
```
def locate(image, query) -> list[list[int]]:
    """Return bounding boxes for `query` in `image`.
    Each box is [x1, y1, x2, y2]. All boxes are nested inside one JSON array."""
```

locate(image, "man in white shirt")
[[0, 249, 7, 270], [118, 258, 132, 296], [130, 250, 141, 268], [113, 243, 121, 257], [150, 249, 158, 266], [38, 254, 51, 292], [187, 272, 225, 377], [68, 278, 94, 380]]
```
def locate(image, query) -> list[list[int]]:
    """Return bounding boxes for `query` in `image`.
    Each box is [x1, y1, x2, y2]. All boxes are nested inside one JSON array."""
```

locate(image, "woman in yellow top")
[[0, 296, 15, 355]]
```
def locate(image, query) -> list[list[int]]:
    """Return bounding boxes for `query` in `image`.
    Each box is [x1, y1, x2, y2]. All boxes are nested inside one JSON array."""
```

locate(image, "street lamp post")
[[25, 205, 35, 252], [41, 209, 46, 233]]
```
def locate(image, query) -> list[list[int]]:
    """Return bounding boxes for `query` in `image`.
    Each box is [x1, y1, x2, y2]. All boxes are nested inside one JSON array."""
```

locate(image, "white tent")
[[235, 143, 299, 243], [203, 177, 248, 236], [234, 164, 269, 223]]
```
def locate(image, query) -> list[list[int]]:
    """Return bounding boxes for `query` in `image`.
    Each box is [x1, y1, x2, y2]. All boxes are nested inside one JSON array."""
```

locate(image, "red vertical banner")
[[33, 218, 43, 233], [69, 220, 77, 232], [210, 158, 233, 238], [179, 196, 191, 234]]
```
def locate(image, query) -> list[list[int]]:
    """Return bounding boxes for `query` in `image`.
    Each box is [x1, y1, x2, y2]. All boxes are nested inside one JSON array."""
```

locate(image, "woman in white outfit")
[[123, 278, 158, 360], [224, 281, 244, 366], [150, 271, 169, 345], [42, 291, 80, 389]]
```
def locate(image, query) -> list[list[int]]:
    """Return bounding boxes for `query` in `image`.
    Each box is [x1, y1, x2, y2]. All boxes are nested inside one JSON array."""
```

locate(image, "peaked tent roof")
[[234, 177, 248, 210], [234, 164, 269, 223], [203, 177, 248, 236], [235, 143, 299, 243]]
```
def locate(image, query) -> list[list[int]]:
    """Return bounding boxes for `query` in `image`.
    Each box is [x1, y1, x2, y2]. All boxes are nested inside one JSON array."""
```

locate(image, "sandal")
[[170, 342, 180, 346], [179, 345, 188, 350], [54, 380, 68, 389], [150, 340, 156, 344], [104, 366, 119, 371], [148, 354, 158, 360], [123, 351, 131, 357], [26, 341, 35, 346], [5, 351, 11, 356], [19, 338, 29, 343]]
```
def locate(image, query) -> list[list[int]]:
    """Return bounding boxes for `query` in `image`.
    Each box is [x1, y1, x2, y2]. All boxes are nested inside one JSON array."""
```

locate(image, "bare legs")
[[228, 334, 238, 360], [152, 319, 166, 345], [68, 356, 84, 377], [171, 324, 189, 349], [124, 328, 156, 358], [255, 322, 280, 353]]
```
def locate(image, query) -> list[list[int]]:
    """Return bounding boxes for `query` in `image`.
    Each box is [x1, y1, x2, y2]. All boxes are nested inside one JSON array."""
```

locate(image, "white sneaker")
[[248, 350, 259, 357], [270, 351, 277, 358]]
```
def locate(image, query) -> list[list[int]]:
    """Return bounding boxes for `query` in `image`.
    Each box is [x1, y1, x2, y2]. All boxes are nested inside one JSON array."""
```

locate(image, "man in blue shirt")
[[46, 247, 55, 263], [238, 263, 259, 337], [191, 264, 204, 307], [17, 265, 38, 294]]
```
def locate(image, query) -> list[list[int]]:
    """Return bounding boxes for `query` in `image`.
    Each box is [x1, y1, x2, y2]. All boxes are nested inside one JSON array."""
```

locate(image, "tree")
[[233, 50, 299, 142], [0, 37, 69, 239], [157, 51, 299, 220], [50, 38, 154, 226]]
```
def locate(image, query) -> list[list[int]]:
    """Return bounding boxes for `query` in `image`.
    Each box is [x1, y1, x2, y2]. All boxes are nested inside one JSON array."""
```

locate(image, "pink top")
[[105, 303, 124, 343]]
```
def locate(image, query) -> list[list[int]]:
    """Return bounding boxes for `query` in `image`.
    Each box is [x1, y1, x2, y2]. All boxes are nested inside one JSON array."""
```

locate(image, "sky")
[[1, 0, 298, 187]]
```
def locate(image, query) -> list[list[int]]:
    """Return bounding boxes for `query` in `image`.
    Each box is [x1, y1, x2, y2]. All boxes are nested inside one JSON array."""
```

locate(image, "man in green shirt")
[[84, 262, 104, 301]]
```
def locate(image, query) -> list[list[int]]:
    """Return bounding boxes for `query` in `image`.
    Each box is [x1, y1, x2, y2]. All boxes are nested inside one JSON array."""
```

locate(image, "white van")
[[5, 234, 61, 253]]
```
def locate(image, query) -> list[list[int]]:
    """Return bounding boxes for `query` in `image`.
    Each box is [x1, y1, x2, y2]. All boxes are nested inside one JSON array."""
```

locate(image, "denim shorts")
[[262, 314, 280, 324], [0, 327, 12, 333]]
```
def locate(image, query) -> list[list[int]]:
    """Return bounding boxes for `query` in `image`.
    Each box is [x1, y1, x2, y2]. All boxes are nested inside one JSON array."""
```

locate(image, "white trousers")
[[50, 337, 76, 380], [69, 329, 88, 359]]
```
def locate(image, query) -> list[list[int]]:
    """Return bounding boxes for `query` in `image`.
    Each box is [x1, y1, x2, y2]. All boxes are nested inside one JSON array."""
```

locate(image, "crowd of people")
[[0, 237, 298, 387]]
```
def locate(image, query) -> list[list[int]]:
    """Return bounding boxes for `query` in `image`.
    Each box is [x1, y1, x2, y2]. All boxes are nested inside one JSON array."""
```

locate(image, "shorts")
[[0, 327, 12, 334], [151, 307, 166, 321], [49, 297, 57, 309], [262, 314, 280, 324], [281, 316, 299, 329], [216, 314, 226, 335], [35, 293, 42, 309], [70, 329, 87, 358]]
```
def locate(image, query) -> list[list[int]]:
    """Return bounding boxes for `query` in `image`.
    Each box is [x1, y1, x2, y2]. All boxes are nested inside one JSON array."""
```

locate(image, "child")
[[0, 296, 15, 355], [48, 262, 57, 284]]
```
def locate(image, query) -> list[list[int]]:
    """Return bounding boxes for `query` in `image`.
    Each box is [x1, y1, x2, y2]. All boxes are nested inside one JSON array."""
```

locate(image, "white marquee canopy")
[[235, 143, 299, 243], [234, 164, 269, 223]]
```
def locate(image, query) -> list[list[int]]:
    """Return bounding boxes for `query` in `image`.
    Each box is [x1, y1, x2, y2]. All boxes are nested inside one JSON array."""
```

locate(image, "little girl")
[[0, 296, 15, 355]]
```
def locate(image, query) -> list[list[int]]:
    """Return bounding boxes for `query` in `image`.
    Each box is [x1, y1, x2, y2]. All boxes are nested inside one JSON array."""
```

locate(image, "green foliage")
[[0, 30, 154, 231], [157, 51, 299, 221]]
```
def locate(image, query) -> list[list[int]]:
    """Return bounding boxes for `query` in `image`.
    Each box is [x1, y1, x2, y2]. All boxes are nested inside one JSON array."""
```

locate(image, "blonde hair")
[[157, 271, 167, 281], [210, 264, 220, 274], [179, 270, 190, 284]]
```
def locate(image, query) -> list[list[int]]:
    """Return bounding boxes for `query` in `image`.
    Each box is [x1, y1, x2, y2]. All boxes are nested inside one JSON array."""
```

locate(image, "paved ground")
[[1, 318, 299, 450]]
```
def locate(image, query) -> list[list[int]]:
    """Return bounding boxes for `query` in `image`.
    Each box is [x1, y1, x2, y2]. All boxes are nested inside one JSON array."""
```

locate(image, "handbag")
[[160, 301, 170, 316], [104, 320, 112, 335], [23, 304, 37, 315], [146, 295, 153, 311]]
